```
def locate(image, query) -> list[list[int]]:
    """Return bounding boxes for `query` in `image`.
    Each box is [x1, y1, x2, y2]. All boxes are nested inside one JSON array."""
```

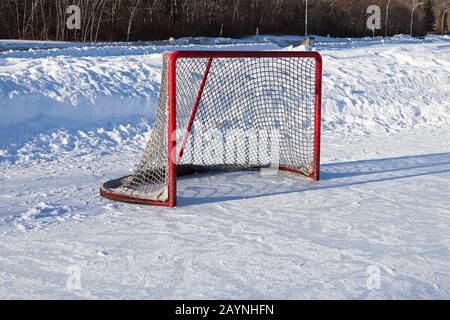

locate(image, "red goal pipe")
[[169, 50, 322, 60], [167, 54, 177, 207], [177, 58, 213, 165], [312, 53, 322, 181], [100, 187, 173, 207]]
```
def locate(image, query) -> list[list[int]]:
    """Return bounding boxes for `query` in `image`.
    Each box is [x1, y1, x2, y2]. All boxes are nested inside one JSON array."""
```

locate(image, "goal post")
[[100, 50, 323, 207]]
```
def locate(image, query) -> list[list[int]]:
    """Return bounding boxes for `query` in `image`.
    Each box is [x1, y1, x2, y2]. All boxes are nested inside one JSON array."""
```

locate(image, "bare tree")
[[127, 0, 141, 41], [1, 0, 447, 42]]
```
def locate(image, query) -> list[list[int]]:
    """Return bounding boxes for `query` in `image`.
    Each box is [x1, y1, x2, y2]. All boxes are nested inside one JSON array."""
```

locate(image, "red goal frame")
[[100, 51, 323, 207]]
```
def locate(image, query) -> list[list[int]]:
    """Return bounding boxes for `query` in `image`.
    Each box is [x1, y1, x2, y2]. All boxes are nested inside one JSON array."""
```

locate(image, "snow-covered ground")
[[0, 35, 449, 299]]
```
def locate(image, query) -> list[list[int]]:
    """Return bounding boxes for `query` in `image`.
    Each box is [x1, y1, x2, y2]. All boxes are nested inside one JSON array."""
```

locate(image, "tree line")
[[0, 0, 449, 42]]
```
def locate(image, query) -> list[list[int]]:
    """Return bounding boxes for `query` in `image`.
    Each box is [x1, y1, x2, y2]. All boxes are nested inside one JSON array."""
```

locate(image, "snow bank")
[[0, 36, 449, 162], [321, 39, 450, 134], [0, 41, 280, 127], [0, 48, 162, 127]]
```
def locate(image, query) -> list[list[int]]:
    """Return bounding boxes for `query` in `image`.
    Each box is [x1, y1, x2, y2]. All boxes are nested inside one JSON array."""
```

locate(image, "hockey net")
[[100, 51, 322, 207]]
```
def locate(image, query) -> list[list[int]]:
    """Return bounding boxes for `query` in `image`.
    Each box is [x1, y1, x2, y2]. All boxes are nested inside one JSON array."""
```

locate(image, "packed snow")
[[0, 35, 449, 299]]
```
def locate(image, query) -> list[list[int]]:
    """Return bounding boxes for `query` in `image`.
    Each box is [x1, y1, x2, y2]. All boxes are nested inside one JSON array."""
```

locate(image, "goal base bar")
[[100, 166, 318, 207], [100, 177, 171, 207]]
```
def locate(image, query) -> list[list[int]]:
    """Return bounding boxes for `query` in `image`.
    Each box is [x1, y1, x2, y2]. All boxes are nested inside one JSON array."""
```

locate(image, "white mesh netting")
[[101, 52, 319, 205]]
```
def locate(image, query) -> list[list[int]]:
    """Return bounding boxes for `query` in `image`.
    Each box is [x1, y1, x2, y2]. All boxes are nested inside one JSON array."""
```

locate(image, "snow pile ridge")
[[0, 36, 449, 133], [320, 39, 450, 134]]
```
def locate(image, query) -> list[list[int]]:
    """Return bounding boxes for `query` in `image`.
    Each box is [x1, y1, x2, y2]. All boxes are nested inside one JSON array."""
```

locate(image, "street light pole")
[[305, 0, 308, 38], [410, 2, 424, 37], [442, 8, 450, 35], [385, 0, 391, 37]]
